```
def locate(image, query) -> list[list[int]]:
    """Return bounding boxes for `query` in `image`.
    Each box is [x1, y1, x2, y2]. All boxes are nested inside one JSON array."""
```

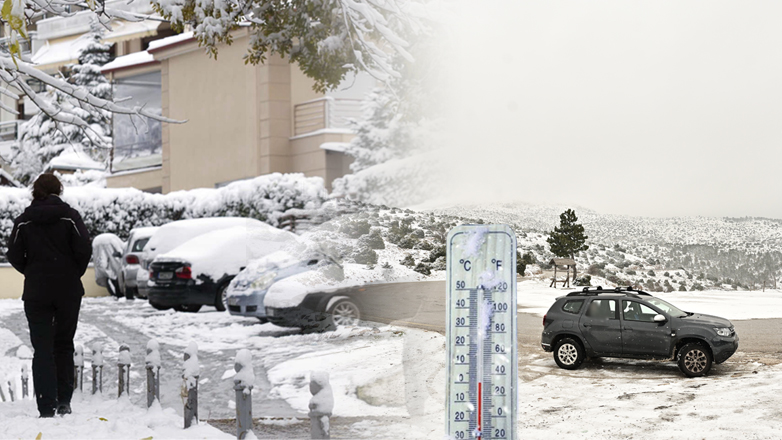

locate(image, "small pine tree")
[[547, 209, 589, 260]]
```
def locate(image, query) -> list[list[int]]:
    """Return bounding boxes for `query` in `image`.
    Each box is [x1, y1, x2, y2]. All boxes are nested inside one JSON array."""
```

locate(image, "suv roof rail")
[[566, 286, 653, 297]]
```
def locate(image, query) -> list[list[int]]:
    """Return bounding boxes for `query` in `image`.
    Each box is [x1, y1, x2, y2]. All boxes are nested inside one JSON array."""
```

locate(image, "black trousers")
[[24, 296, 81, 415]]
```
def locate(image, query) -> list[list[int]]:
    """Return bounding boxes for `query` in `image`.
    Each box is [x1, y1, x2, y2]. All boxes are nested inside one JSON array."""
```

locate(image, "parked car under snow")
[[262, 261, 426, 331], [135, 218, 255, 300], [147, 218, 297, 312], [225, 246, 342, 322], [92, 233, 126, 297], [118, 227, 158, 299]]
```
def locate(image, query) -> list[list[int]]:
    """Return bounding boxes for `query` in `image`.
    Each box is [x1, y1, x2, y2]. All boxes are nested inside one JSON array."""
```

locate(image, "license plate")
[[266, 308, 275, 317], [158, 272, 173, 280]]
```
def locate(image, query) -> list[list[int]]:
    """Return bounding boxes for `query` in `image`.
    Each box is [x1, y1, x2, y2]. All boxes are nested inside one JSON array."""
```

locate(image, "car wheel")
[[329, 299, 361, 327], [678, 343, 712, 377], [214, 283, 228, 312], [149, 301, 172, 311], [553, 337, 585, 370], [174, 304, 202, 313]]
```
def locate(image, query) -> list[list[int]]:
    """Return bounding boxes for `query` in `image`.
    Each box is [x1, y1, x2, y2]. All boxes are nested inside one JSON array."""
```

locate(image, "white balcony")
[[293, 97, 363, 137]]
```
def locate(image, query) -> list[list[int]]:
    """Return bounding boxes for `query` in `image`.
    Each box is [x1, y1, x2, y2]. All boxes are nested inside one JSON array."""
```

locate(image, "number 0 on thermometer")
[[446, 224, 517, 439]]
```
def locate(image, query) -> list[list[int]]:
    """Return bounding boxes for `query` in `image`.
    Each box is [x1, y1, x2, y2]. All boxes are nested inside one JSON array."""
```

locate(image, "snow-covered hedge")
[[0, 173, 327, 261]]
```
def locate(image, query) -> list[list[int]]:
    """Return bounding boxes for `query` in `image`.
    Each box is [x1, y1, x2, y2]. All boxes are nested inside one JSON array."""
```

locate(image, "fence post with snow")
[[74, 345, 84, 393], [146, 339, 161, 408], [92, 343, 104, 395], [233, 349, 254, 440], [183, 342, 199, 429], [21, 364, 29, 399], [309, 371, 334, 440], [118, 344, 131, 398]]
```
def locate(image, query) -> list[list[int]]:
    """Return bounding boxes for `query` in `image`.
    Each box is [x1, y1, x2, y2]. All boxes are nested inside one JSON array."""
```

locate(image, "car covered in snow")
[[262, 260, 426, 331], [225, 245, 342, 321], [92, 233, 126, 297], [541, 286, 739, 377], [118, 227, 158, 299], [147, 218, 297, 312], [135, 218, 255, 300]]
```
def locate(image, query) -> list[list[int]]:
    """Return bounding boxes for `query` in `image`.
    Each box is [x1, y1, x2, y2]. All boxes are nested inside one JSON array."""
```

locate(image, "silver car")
[[118, 227, 158, 299]]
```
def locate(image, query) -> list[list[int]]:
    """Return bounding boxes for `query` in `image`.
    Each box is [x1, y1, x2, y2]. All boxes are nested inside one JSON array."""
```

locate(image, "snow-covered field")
[[516, 279, 782, 320]]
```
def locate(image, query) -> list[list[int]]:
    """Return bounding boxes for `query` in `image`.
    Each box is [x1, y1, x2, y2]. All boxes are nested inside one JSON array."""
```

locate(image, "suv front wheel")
[[553, 337, 585, 370], [678, 343, 712, 377]]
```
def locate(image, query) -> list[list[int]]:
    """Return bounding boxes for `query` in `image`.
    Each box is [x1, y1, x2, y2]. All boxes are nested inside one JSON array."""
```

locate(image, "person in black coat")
[[6, 174, 92, 418]]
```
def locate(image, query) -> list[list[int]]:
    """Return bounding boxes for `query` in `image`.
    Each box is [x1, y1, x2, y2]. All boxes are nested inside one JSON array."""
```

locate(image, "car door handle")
[[582, 324, 591, 327]]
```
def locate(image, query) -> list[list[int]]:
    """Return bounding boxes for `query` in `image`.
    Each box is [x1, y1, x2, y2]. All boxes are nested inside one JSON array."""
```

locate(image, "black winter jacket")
[[6, 195, 92, 300]]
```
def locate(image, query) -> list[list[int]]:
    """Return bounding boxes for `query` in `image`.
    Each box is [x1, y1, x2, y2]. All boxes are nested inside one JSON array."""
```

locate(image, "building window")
[[112, 71, 162, 161]]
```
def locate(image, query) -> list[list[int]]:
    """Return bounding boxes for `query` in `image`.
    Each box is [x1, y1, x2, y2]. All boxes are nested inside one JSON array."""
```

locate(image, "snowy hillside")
[[428, 202, 782, 291]]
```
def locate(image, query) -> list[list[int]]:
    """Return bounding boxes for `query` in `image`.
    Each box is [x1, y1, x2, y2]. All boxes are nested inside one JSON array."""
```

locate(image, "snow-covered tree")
[[10, 21, 113, 184], [345, 86, 417, 172]]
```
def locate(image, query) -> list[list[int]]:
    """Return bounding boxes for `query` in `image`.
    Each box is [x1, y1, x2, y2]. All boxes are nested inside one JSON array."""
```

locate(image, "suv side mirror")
[[653, 314, 667, 323]]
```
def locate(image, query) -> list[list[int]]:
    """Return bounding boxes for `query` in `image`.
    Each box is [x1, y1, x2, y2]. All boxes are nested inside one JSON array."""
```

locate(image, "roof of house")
[[147, 31, 195, 54], [102, 50, 158, 73], [549, 258, 577, 266]]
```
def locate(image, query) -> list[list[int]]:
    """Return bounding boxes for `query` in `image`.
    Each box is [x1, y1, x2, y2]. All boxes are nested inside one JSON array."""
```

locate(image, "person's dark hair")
[[32, 174, 63, 200]]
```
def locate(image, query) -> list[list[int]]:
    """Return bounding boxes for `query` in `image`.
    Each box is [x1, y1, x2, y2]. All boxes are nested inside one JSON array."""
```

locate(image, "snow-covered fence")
[[183, 342, 199, 429], [118, 344, 131, 397], [309, 371, 334, 440], [92, 343, 104, 395], [233, 349, 254, 440], [145, 340, 161, 408], [74, 345, 84, 393]]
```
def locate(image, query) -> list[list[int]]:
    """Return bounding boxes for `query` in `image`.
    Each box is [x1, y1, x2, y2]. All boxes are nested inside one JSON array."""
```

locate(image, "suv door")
[[620, 300, 672, 357], [579, 299, 622, 356]]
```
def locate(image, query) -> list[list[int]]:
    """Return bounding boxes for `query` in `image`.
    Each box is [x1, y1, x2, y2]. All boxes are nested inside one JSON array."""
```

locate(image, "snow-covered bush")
[[0, 173, 327, 261]]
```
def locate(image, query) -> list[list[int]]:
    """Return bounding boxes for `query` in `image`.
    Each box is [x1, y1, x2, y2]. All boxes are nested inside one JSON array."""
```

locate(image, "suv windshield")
[[646, 297, 686, 318]]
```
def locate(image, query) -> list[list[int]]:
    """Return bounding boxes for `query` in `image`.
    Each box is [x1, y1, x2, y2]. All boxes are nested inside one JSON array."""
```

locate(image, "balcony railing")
[[293, 97, 362, 137]]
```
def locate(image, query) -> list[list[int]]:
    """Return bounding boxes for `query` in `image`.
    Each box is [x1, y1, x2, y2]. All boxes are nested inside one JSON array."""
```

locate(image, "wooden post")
[[74, 345, 84, 393], [118, 344, 131, 398], [21, 365, 28, 399], [309, 371, 333, 439], [92, 343, 104, 395], [145, 340, 161, 408], [234, 349, 254, 439], [183, 342, 199, 429]]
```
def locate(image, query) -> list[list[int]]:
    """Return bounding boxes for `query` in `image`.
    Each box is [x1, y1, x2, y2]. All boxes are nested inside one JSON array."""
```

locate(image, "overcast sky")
[[431, 0, 782, 218]]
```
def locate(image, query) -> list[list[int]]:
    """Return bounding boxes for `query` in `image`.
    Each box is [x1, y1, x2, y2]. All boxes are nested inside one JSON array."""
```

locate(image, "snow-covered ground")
[[1, 278, 781, 439], [516, 278, 782, 320]]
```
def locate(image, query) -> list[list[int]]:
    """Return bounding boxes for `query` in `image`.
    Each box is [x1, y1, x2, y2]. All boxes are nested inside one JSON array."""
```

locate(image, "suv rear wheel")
[[678, 343, 712, 377], [553, 337, 585, 370]]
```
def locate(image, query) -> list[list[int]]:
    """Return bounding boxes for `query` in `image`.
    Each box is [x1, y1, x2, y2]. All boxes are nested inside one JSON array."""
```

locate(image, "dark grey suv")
[[541, 287, 739, 377]]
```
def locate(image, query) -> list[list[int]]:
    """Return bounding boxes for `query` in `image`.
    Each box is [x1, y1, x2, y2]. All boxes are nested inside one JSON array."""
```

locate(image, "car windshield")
[[646, 297, 687, 318]]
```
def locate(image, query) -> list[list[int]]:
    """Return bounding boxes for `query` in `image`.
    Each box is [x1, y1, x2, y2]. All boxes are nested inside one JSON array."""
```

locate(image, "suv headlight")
[[715, 327, 732, 337], [250, 272, 277, 291]]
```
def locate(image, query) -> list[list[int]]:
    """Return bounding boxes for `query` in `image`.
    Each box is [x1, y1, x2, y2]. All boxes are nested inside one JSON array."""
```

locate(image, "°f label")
[[446, 224, 517, 440]]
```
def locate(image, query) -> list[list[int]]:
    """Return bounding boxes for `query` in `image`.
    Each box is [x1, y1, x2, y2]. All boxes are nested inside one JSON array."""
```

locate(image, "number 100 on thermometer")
[[446, 224, 517, 439]]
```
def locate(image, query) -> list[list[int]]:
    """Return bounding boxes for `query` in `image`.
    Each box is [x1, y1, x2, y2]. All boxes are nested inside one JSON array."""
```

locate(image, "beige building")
[[2, 1, 366, 192], [103, 29, 365, 193]]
